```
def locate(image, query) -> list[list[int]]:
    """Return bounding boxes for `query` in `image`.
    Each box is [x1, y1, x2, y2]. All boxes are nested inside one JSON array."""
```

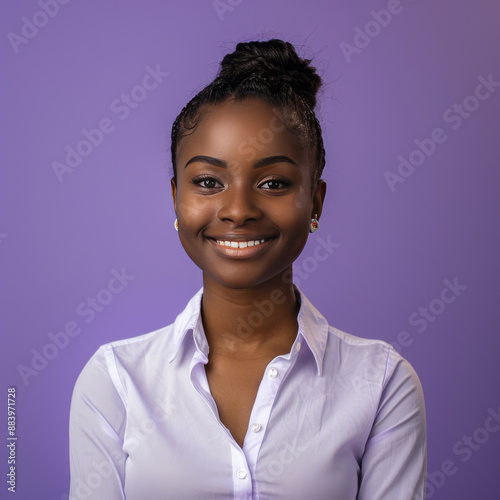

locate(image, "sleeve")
[[69, 346, 128, 500], [357, 350, 427, 500]]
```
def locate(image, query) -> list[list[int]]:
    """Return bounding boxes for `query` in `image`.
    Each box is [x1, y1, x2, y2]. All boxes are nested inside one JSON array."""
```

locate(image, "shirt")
[[69, 286, 427, 500]]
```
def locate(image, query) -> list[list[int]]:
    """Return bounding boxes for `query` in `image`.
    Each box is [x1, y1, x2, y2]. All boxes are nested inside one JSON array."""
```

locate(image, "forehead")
[[177, 97, 311, 167]]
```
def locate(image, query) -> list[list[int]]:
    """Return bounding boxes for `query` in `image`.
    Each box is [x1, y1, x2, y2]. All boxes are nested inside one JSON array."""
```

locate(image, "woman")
[[69, 39, 426, 499]]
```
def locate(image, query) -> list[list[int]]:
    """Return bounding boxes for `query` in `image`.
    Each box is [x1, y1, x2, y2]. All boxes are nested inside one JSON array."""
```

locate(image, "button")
[[251, 423, 262, 433], [296, 342, 302, 352], [268, 367, 278, 379], [236, 468, 247, 479]]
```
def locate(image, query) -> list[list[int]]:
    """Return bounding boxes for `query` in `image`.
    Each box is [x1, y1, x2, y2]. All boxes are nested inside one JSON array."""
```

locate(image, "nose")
[[217, 184, 263, 226]]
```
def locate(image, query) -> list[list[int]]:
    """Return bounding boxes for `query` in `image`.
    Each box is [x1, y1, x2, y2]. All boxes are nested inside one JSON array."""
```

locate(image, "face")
[[171, 97, 326, 290]]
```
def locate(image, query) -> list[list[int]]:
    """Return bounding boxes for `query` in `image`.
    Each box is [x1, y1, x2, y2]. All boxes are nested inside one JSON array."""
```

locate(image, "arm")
[[69, 347, 128, 500], [357, 352, 427, 500]]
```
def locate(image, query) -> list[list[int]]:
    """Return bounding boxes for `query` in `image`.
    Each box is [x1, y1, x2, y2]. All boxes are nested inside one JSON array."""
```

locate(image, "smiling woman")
[[69, 39, 426, 500], [172, 96, 323, 291]]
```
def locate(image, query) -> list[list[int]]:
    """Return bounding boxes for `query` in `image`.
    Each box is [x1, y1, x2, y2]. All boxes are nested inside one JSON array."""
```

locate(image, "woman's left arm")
[[358, 351, 427, 500]]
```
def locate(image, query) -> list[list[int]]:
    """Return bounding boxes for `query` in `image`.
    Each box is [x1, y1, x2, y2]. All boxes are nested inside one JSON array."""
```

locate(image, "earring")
[[310, 214, 319, 233], [174, 218, 179, 232]]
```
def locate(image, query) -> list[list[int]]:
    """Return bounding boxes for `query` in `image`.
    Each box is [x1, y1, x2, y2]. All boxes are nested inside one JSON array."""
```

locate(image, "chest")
[[205, 357, 270, 447], [122, 359, 365, 500]]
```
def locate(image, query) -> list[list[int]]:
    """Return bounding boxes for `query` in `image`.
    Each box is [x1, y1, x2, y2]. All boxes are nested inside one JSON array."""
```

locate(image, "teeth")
[[216, 239, 266, 248]]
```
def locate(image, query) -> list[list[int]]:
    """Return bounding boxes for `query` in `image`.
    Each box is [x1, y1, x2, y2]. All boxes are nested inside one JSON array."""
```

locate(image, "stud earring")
[[174, 218, 178, 232], [310, 214, 319, 233]]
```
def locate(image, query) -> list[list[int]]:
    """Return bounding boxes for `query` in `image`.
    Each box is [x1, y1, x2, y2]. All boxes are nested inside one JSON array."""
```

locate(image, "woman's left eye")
[[259, 179, 288, 190]]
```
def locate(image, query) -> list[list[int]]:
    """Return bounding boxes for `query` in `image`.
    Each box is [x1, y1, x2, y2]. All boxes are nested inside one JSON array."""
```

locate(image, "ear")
[[170, 177, 177, 214], [312, 180, 327, 220]]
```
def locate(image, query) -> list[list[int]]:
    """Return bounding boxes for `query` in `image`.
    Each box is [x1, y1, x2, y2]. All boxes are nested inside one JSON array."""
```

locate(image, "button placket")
[[242, 358, 291, 479], [230, 444, 252, 499]]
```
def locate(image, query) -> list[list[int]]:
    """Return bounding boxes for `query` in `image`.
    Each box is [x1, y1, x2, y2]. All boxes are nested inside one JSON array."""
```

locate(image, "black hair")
[[170, 39, 325, 189]]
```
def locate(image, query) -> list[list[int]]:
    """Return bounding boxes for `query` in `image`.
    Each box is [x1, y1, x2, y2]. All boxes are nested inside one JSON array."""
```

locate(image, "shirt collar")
[[294, 285, 329, 376], [167, 285, 329, 376], [167, 287, 205, 363]]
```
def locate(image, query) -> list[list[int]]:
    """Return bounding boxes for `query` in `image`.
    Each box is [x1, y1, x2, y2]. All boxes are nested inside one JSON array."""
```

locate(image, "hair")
[[170, 39, 325, 190]]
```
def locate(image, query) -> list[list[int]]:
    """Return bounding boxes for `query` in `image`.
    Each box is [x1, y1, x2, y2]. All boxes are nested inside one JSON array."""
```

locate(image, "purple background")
[[2, 1, 499, 498]]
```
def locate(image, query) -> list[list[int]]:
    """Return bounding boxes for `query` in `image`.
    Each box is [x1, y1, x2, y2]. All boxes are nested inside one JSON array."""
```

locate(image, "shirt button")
[[268, 367, 278, 379], [251, 423, 262, 433], [236, 468, 247, 479]]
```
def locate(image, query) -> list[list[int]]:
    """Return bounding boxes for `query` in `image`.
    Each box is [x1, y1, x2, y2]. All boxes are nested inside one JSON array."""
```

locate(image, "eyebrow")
[[184, 155, 299, 169]]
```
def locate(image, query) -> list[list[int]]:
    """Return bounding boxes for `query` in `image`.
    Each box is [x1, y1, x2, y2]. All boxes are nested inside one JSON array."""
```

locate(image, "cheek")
[[176, 194, 214, 228], [279, 193, 314, 231], [283, 211, 310, 234], [280, 198, 315, 250], [276, 207, 312, 253]]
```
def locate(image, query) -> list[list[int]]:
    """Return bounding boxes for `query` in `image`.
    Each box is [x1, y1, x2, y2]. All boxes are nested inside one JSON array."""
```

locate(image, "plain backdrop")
[[1, 1, 500, 498]]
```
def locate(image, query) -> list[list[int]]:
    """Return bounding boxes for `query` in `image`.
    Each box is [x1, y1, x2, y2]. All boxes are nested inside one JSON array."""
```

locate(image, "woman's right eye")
[[193, 177, 221, 189]]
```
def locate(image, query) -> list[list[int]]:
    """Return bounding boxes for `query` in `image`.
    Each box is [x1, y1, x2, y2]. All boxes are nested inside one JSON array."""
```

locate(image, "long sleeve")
[[69, 347, 128, 500], [66, 288, 427, 499], [357, 352, 427, 500]]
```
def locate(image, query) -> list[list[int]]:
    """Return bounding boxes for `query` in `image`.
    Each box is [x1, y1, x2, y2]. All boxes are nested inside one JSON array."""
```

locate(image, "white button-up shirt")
[[69, 286, 426, 499]]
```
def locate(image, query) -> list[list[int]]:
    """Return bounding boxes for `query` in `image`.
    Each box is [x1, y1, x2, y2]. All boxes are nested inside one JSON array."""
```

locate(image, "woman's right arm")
[[69, 347, 128, 500]]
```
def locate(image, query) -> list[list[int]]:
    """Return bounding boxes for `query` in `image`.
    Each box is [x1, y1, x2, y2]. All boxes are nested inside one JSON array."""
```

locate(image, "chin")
[[204, 264, 293, 291], [209, 274, 268, 290]]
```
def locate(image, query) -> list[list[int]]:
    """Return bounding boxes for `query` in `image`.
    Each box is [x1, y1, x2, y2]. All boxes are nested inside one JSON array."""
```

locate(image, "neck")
[[200, 270, 299, 359]]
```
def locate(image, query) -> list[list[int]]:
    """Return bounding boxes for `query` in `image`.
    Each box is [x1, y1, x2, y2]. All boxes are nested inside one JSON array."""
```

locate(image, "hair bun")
[[217, 39, 321, 109]]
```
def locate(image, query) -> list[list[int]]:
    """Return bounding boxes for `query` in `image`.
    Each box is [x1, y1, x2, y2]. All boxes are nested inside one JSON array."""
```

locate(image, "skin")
[[171, 96, 326, 447]]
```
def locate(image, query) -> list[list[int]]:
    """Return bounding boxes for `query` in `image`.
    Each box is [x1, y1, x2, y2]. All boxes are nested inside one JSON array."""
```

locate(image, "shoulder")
[[73, 288, 204, 400], [74, 324, 175, 400], [296, 287, 422, 390], [99, 323, 175, 362], [325, 325, 423, 395], [327, 325, 398, 363]]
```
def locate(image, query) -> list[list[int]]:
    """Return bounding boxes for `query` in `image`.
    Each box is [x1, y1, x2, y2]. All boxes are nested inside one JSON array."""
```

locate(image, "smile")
[[206, 236, 275, 259], [215, 239, 266, 248]]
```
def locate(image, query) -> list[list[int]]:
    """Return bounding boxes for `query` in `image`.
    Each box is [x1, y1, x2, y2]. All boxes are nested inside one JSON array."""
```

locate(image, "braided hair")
[[170, 39, 326, 190]]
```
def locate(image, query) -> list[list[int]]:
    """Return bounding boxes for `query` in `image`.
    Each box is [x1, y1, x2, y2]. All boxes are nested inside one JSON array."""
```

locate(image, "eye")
[[259, 178, 289, 190], [192, 176, 222, 190]]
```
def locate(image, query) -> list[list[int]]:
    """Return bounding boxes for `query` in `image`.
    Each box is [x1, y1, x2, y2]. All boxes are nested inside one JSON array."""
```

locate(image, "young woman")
[[69, 39, 426, 499]]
